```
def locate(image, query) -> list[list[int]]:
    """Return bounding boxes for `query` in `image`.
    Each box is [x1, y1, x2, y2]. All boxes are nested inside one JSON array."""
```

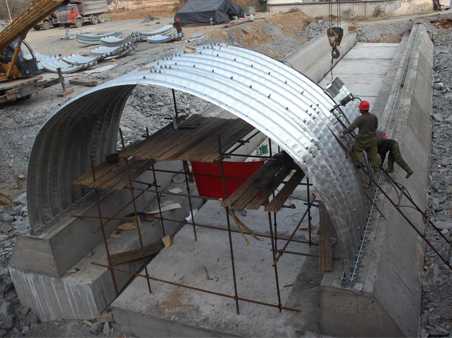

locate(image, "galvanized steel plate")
[[27, 44, 368, 277]]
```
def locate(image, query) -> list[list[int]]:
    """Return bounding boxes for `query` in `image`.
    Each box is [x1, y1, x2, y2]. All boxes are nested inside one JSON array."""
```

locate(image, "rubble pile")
[[420, 20, 452, 338]]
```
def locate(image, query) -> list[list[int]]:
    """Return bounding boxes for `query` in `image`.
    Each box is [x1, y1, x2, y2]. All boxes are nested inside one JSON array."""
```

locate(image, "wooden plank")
[[69, 79, 98, 87], [111, 159, 156, 190], [120, 116, 187, 158], [0, 76, 42, 91], [265, 170, 305, 213], [73, 161, 119, 186], [110, 242, 165, 266], [247, 167, 290, 210], [221, 161, 280, 208], [318, 200, 334, 272], [57, 88, 75, 97], [230, 162, 283, 211]]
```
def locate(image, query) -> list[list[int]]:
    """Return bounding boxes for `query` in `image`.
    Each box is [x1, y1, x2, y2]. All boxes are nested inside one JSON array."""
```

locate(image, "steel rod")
[[223, 153, 270, 159], [171, 88, 178, 119], [91, 262, 300, 312], [183, 160, 197, 241], [151, 164, 166, 237], [268, 212, 282, 312], [120, 133, 153, 294], [146, 167, 313, 186], [272, 205, 311, 266], [153, 215, 317, 246], [92, 187, 150, 233], [72, 215, 119, 221], [225, 130, 261, 156], [89, 156, 119, 296], [219, 135, 240, 315]]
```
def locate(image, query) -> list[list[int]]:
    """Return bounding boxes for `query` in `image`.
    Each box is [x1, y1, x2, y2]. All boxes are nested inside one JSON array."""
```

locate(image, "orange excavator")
[[0, 0, 69, 103]]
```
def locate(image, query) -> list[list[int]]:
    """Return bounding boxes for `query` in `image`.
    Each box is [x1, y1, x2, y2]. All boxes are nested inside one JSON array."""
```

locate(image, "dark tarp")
[[175, 0, 244, 25]]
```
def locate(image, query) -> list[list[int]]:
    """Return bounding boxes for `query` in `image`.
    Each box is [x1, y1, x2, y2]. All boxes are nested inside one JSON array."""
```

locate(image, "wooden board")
[[319, 200, 334, 272], [0, 76, 43, 91], [120, 115, 255, 162], [246, 167, 290, 210], [265, 170, 305, 213], [110, 242, 164, 266]]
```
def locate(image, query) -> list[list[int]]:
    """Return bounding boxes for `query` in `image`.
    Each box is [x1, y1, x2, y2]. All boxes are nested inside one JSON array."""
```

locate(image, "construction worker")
[[173, 18, 182, 34], [339, 101, 379, 174], [378, 138, 414, 178]]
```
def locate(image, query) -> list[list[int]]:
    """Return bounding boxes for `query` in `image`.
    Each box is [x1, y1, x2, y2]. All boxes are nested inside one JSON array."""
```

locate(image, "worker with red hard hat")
[[340, 100, 379, 174], [173, 18, 182, 34]]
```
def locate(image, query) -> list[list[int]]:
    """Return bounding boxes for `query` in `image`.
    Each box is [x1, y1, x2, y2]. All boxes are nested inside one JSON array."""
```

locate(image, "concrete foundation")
[[111, 197, 320, 337], [9, 161, 198, 321], [320, 25, 432, 337]]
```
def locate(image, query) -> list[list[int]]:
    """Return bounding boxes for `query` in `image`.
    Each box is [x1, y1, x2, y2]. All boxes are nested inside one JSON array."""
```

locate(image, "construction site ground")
[[1, 8, 452, 337]]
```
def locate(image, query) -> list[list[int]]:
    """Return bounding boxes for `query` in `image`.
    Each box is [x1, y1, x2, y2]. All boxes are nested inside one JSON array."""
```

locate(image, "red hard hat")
[[176, 18, 180, 22], [358, 101, 370, 110], [382, 135, 389, 140]]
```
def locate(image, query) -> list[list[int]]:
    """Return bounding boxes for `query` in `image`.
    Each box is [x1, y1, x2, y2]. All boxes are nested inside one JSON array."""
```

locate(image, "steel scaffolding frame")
[[73, 124, 318, 315]]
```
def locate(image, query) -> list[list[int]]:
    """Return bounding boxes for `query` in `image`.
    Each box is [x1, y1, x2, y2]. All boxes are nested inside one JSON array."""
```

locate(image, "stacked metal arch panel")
[[27, 44, 367, 280], [100, 34, 132, 47], [90, 42, 135, 59], [147, 33, 183, 44], [76, 31, 122, 45]]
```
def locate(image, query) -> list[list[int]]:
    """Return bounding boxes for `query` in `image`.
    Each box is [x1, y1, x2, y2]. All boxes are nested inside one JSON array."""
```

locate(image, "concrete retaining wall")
[[283, 22, 357, 82], [320, 24, 433, 337], [268, 0, 431, 18]]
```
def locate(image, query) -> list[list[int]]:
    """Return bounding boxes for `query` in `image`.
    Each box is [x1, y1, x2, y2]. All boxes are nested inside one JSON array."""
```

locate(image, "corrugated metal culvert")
[[27, 44, 367, 275]]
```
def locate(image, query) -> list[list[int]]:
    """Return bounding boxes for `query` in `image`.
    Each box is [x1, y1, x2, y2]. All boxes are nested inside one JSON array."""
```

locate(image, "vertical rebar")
[[172, 89, 179, 119], [268, 139, 279, 253], [218, 135, 240, 315], [89, 156, 119, 296], [151, 164, 166, 237], [183, 160, 197, 241], [307, 176, 312, 246], [118, 132, 153, 294], [268, 212, 282, 312]]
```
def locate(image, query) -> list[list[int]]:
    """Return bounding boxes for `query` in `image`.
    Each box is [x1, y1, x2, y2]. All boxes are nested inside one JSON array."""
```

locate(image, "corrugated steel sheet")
[[27, 44, 367, 277]]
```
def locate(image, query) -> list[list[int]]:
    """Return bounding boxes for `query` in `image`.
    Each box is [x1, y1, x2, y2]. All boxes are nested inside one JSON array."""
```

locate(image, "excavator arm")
[[0, 0, 69, 81]]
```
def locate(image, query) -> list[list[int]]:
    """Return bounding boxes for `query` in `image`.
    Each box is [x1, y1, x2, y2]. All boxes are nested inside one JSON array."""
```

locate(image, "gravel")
[[420, 14, 452, 336]]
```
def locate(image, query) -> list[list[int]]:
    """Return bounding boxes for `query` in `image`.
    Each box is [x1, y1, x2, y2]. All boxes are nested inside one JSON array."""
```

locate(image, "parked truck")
[[33, 0, 108, 30]]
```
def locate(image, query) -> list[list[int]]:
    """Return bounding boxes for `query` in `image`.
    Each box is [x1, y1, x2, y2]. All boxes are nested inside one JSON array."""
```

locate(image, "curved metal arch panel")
[[28, 44, 368, 275]]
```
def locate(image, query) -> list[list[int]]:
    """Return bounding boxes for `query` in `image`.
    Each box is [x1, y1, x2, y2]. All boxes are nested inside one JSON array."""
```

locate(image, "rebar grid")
[[80, 121, 316, 315]]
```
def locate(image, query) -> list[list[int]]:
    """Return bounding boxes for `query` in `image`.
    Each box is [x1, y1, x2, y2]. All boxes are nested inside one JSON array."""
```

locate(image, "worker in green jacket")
[[378, 138, 414, 178], [339, 101, 379, 174]]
